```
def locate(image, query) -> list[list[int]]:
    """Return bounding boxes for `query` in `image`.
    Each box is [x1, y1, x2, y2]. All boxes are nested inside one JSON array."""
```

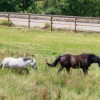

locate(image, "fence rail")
[[0, 12, 100, 32]]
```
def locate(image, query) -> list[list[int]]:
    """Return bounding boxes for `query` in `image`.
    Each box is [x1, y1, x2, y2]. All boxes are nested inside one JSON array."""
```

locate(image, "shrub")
[[43, 22, 50, 29], [0, 19, 13, 26]]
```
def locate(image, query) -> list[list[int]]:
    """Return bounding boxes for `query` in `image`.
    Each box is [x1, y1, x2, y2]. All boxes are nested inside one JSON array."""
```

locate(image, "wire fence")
[[0, 12, 100, 32]]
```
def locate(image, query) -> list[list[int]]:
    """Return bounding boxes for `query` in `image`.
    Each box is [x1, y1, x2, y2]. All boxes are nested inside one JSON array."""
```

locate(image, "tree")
[[18, 0, 35, 13], [0, 0, 36, 13], [0, 0, 19, 12], [43, 0, 63, 14]]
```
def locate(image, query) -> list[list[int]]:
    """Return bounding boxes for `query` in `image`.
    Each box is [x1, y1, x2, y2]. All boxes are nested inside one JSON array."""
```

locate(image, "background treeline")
[[0, 0, 100, 17]]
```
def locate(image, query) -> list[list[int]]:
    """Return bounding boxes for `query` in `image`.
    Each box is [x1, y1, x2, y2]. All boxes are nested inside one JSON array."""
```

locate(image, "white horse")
[[0, 57, 37, 74]]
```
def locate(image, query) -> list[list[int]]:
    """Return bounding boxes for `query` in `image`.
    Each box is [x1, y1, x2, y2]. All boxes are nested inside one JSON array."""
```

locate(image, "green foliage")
[[0, 0, 36, 13], [0, 0, 100, 17], [18, 0, 36, 13], [0, 20, 13, 26], [43, 0, 63, 14], [0, 0, 18, 12], [43, 0, 100, 17]]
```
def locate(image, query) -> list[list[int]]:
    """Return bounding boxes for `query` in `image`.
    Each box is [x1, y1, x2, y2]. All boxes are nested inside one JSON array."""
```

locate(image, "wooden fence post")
[[8, 13, 10, 26], [28, 14, 30, 29], [74, 17, 77, 32], [51, 16, 53, 31]]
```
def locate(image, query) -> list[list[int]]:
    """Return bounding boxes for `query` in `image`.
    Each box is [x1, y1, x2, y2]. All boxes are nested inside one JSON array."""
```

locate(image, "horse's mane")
[[23, 57, 31, 61], [85, 53, 97, 62]]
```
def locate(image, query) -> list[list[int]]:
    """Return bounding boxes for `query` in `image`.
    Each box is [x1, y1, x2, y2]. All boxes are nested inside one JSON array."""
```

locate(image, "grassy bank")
[[0, 27, 100, 100]]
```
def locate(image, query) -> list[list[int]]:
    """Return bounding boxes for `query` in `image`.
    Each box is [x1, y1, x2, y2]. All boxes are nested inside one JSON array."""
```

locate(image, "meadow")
[[0, 27, 100, 100]]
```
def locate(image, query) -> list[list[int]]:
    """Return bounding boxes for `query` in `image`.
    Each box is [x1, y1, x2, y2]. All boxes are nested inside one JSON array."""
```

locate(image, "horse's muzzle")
[[34, 67, 37, 70], [33, 64, 37, 70]]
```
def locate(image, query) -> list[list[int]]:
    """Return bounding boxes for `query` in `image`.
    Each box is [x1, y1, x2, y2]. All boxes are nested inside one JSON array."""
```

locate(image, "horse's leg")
[[25, 68, 29, 74], [11, 68, 14, 73], [19, 68, 23, 74], [85, 67, 88, 75], [65, 67, 70, 74], [2, 64, 5, 69], [57, 66, 64, 73], [82, 67, 88, 75], [0, 64, 3, 69], [22, 68, 29, 74]]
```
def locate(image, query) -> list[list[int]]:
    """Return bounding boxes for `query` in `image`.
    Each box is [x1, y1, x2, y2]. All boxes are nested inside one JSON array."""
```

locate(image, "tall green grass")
[[0, 27, 100, 100]]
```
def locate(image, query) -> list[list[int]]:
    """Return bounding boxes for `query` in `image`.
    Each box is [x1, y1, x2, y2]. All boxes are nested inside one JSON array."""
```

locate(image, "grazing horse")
[[47, 53, 100, 75], [0, 57, 37, 74]]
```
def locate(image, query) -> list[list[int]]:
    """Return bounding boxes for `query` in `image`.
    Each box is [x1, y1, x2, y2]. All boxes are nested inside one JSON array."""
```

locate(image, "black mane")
[[23, 57, 31, 61], [86, 53, 100, 63], [86, 54, 95, 61]]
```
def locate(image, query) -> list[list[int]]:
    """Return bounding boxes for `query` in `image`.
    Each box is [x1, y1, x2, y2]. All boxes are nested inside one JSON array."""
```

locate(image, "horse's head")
[[91, 54, 100, 67], [30, 59, 37, 70], [23, 57, 37, 69]]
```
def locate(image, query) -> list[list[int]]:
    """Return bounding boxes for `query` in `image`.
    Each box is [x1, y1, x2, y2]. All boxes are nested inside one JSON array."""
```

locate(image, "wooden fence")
[[0, 12, 100, 32]]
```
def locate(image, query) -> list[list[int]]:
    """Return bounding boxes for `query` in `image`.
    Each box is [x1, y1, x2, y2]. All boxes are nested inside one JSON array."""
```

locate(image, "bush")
[[0, 19, 13, 26], [43, 22, 50, 29]]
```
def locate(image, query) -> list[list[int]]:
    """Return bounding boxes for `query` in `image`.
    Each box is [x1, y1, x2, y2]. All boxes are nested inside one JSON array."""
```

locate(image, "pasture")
[[0, 27, 100, 100]]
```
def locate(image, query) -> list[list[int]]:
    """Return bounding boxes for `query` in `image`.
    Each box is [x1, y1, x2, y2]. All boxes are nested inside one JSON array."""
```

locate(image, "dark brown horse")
[[47, 53, 100, 75]]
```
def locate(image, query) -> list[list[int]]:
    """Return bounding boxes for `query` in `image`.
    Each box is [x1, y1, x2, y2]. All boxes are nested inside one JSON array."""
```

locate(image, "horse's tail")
[[46, 56, 61, 67]]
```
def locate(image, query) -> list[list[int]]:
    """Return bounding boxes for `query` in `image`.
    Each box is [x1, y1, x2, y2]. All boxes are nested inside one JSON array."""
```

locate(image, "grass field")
[[0, 27, 100, 100]]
